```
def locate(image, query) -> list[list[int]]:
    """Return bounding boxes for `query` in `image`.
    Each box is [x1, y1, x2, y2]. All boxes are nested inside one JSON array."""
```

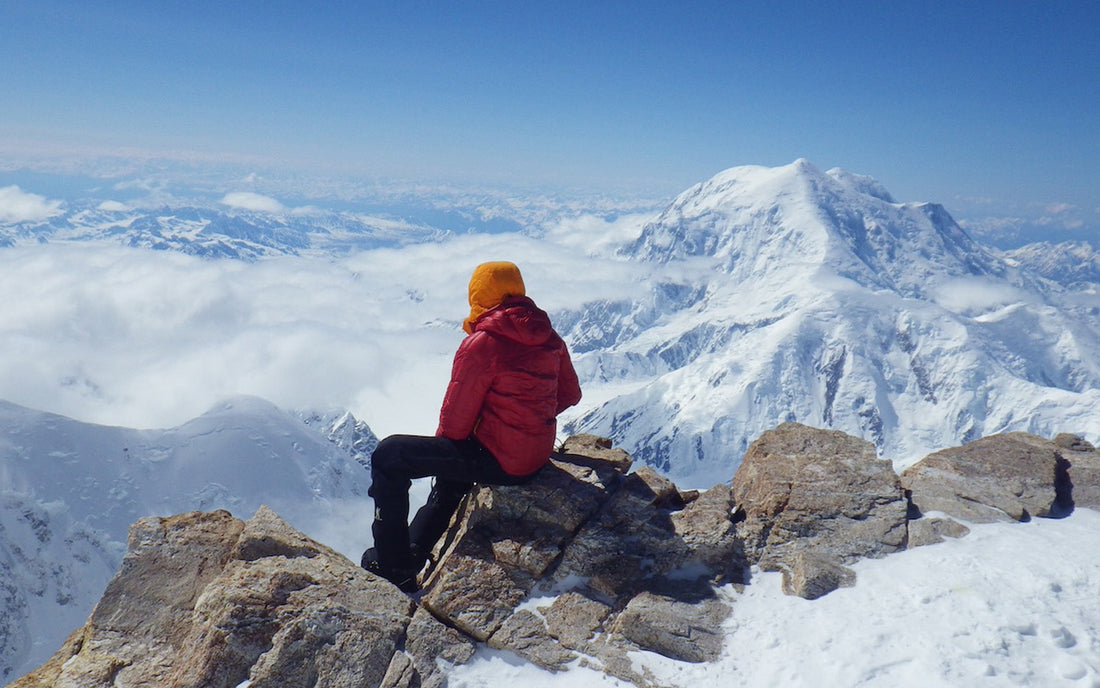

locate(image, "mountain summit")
[[562, 161, 1100, 483], [626, 159, 1009, 298]]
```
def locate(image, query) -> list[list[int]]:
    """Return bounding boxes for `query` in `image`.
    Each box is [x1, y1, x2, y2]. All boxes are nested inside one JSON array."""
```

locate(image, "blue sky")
[[1, 1, 1098, 225]]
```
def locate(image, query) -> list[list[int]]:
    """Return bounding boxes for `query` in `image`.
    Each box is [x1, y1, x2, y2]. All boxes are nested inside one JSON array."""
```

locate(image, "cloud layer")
[[0, 185, 64, 223], [0, 234, 644, 436], [220, 191, 285, 213]]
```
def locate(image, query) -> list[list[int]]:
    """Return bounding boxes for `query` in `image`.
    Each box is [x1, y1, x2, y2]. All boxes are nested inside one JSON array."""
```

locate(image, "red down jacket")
[[436, 295, 582, 476]]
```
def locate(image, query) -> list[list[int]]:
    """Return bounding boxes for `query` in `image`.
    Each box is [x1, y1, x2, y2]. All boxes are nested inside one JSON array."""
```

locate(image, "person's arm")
[[555, 341, 582, 414], [437, 333, 493, 440]]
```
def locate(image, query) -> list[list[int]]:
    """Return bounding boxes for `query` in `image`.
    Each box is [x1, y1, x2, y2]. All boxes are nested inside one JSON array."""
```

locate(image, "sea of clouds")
[[0, 222, 650, 436]]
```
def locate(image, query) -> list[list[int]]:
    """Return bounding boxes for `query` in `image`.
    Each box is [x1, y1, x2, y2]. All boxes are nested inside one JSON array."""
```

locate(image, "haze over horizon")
[[2, 1, 1098, 241]]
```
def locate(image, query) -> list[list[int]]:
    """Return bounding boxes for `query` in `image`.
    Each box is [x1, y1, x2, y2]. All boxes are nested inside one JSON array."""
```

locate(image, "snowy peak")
[[824, 167, 896, 203], [625, 159, 1005, 298]]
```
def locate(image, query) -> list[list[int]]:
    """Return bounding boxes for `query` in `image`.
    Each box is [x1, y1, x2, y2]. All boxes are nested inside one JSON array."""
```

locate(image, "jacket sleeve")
[[436, 332, 494, 440], [555, 340, 582, 414]]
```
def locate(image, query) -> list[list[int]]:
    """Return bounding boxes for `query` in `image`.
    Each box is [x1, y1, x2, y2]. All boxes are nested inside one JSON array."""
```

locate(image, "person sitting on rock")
[[362, 260, 582, 592]]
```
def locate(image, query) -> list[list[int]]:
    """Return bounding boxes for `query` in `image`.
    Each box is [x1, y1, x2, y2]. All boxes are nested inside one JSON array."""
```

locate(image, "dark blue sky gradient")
[[2, 1, 1097, 214]]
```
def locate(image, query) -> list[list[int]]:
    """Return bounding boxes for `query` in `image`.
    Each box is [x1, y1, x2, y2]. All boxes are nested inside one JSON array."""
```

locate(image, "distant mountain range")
[[0, 201, 452, 259], [1001, 240, 1100, 289]]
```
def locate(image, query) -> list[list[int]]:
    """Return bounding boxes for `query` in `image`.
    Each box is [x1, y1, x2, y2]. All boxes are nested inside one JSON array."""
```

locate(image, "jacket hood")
[[463, 261, 526, 335], [472, 295, 554, 345]]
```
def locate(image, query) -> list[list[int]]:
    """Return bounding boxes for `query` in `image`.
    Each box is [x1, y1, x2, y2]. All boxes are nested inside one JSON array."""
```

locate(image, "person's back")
[[363, 261, 581, 592], [438, 292, 580, 476]]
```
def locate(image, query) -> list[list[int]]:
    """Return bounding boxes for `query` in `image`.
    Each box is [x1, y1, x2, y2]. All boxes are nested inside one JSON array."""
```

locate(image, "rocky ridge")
[[8, 427, 1100, 688]]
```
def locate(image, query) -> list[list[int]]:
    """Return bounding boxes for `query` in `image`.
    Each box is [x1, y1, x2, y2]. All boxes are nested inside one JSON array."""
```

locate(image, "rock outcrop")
[[10, 427, 1099, 688], [416, 434, 744, 685], [9, 435, 743, 688], [9, 507, 420, 688], [901, 432, 1074, 523], [730, 422, 909, 599]]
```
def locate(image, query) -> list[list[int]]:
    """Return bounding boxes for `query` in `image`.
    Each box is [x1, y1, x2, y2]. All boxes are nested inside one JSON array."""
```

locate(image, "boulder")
[[1055, 433, 1100, 510], [730, 423, 908, 598], [610, 590, 729, 663], [901, 432, 1073, 523], [906, 516, 971, 549], [559, 433, 635, 473], [420, 436, 741, 671], [779, 550, 857, 600], [8, 507, 417, 688]]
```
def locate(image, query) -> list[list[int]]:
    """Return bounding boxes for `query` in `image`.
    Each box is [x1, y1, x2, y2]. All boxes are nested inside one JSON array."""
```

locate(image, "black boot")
[[360, 547, 419, 593]]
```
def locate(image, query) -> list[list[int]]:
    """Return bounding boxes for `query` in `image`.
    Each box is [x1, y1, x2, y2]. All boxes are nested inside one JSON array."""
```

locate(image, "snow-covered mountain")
[[558, 160, 1100, 484], [0, 203, 451, 260], [1002, 240, 1100, 289], [0, 397, 376, 681]]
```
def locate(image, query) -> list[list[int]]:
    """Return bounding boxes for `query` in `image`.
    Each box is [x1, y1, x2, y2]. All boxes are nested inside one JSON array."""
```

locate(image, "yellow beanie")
[[463, 261, 526, 334]]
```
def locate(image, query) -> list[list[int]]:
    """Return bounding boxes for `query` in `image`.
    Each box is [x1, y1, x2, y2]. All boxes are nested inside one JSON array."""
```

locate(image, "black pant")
[[368, 434, 536, 571]]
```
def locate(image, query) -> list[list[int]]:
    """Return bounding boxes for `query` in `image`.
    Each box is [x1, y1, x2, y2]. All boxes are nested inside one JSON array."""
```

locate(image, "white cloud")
[[0, 238, 643, 436], [0, 185, 64, 223], [542, 212, 654, 256], [220, 191, 285, 213], [97, 200, 131, 212], [929, 277, 1028, 315], [1045, 202, 1076, 215]]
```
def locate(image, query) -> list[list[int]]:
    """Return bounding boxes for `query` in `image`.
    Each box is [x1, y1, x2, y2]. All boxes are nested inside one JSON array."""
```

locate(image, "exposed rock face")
[[418, 444, 745, 684], [901, 432, 1074, 523], [13, 427, 1097, 688], [730, 422, 908, 599], [9, 507, 419, 688], [10, 437, 743, 688]]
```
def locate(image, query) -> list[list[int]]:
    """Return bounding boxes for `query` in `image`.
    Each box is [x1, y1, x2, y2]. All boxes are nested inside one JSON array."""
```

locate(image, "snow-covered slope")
[[559, 161, 1100, 484], [0, 397, 376, 681], [1003, 240, 1100, 289]]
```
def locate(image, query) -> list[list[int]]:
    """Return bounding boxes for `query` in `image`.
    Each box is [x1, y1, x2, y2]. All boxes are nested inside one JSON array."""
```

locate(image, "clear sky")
[[1, 1, 1098, 218]]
